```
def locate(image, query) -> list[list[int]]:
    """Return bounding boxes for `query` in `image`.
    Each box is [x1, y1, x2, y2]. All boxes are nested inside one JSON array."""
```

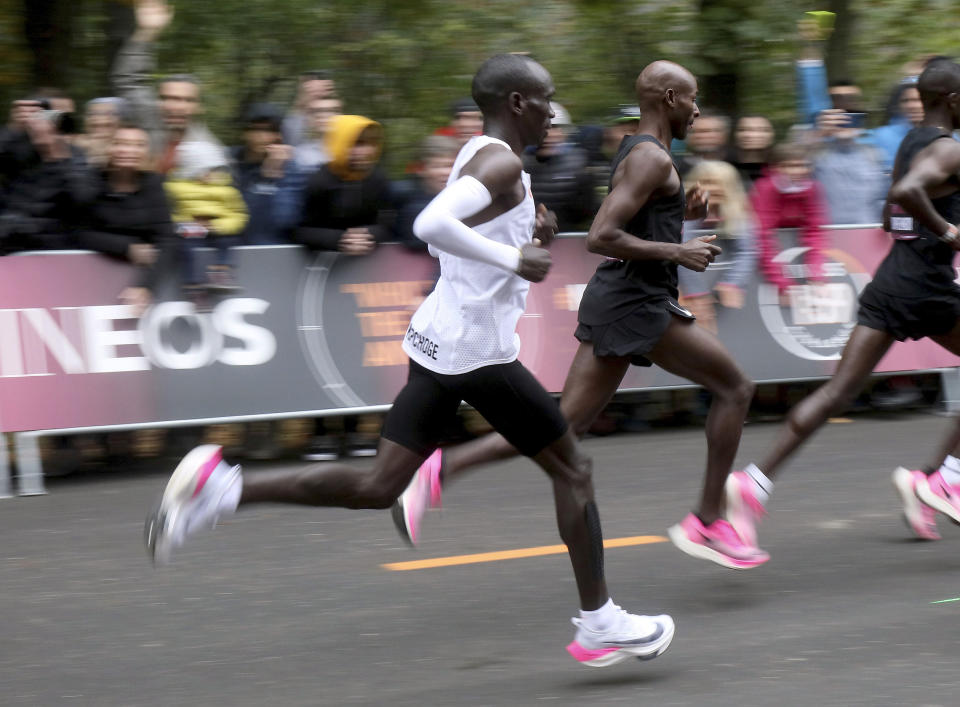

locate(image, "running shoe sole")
[[391, 498, 414, 547], [892, 467, 940, 540], [667, 523, 768, 570], [915, 474, 960, 525], [566, 619, 675, 667]]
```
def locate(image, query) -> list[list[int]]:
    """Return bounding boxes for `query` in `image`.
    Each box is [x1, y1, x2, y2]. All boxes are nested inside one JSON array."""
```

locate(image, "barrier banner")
[[0, 229, 955, 433]]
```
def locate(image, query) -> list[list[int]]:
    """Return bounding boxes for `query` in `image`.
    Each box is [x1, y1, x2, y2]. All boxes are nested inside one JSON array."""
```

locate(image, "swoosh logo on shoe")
[[601, 625, 663, 646]]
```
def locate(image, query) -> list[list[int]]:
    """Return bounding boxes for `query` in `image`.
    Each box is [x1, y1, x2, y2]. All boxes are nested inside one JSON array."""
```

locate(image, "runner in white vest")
[[144, 54, 674, 667]]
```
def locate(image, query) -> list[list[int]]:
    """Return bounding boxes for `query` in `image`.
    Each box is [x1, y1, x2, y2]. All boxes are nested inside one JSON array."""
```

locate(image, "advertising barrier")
[[1, 228, 957, 495]]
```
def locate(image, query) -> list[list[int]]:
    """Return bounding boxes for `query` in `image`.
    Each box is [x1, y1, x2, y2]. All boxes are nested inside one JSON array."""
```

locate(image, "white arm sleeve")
[[413, 175, 522, 272]]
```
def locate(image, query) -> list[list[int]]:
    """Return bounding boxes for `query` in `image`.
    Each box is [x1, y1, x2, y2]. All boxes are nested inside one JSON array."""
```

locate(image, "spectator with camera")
[[810, 107, 888, 225], [0, 95, 92, 253], [111, 0, 225, 174], [75, 122, 176, 314]]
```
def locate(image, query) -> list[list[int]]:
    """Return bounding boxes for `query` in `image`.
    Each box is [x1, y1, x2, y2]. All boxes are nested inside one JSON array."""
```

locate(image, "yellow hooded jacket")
[[324, 115, 383, 181]]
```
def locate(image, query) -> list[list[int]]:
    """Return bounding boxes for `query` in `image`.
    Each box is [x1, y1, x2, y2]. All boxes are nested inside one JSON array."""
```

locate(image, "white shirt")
[[403, 136, 536, 374]]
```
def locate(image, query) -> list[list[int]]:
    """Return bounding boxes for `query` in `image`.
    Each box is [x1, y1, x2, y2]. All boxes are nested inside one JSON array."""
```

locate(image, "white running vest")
[[403, 135, 536, 374]]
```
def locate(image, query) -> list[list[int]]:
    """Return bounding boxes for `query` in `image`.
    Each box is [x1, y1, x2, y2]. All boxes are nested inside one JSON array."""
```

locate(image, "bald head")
[[635, 61, 697, 111], [918, 59, 960, 108]]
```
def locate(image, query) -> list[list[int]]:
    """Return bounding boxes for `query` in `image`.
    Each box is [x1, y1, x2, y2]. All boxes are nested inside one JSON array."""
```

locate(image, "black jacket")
[[0, 133, 94, 253], [522, 144, 596, 232], [75, 170, 176, 290], [294, 165, 394, 250]]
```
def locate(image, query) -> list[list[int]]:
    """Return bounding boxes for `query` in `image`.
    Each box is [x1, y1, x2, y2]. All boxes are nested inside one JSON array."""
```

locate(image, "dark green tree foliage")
[[3, 0, 958, 173]]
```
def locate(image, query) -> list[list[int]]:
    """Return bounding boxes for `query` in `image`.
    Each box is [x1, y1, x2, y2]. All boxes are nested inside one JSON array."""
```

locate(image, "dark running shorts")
[[857, 281, 960, 341], [574, 298, 696, 367], [381, 359, 568, 458]]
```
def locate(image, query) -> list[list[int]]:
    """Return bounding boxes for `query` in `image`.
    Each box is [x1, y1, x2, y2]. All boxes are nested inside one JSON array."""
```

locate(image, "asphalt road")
[[4, 411, 960, 706]]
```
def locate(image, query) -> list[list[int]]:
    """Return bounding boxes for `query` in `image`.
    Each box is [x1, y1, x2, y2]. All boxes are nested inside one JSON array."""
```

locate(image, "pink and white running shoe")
[[668, 513, 769, 569], [915, 469, 960, 526], [144, 444, 241, 566], [567, 608, 675, 667], [391, 449, 443, 546], [891, 467, 940, 540], [725, 470, 768, 548]]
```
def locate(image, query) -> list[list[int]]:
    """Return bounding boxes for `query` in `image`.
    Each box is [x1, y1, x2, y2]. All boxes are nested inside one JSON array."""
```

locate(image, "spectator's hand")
[[261, 144, 293, 179], [685, 181, 709, 220], [25, 114, 69, 161], [816, 109, 848, 138], [516, 242, 551, 282], [339, 228, 375, 256], [674, 235, 721, 272], [533, 203, 558, 245], [127, 242, 158, 266], [9, 100, 42, 131], [134, 0, 174, 43], [714, 283, 745, 309], [120, 287, 152, 317]]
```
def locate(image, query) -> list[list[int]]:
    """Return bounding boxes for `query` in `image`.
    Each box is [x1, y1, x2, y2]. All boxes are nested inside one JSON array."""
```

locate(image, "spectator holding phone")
[[811, 107, 888, 224]]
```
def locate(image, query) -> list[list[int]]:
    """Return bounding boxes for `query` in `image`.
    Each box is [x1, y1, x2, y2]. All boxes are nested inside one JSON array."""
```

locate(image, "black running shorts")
[[574, 298, 695, 367], [857, 281, 960, 341], [382, 359, 568, 458]]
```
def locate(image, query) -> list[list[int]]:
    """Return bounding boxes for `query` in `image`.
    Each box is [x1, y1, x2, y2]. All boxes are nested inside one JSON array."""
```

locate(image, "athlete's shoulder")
[[619, 139, 674, 183], [461, 142, 523, 195]]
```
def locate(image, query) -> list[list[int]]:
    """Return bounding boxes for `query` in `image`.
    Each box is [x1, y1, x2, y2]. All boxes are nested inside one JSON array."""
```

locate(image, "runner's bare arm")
[[586, 144, 720, 271], [889, 139, 960, 242]]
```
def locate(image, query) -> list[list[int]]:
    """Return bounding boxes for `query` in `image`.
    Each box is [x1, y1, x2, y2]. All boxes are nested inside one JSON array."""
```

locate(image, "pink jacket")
[[749, 174, 828, 292]]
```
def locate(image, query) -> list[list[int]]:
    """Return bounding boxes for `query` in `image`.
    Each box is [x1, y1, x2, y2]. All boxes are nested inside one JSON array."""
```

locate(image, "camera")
[[33, 98, 79, 135]]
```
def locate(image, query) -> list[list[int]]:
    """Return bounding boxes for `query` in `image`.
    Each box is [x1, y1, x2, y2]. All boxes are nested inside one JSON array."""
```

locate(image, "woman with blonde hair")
[[678, 160, 757, 333]]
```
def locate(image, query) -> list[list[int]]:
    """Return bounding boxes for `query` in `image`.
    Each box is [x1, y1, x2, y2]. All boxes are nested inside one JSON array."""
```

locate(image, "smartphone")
[[804, 10, 836, 34], [845, 112, 866, 129]]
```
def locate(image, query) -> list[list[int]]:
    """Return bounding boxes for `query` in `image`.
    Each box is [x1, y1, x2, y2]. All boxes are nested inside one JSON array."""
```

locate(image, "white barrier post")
[[0, 434, 11, 499], [941, 368, 960, 414], [15, 433, 46, 496]]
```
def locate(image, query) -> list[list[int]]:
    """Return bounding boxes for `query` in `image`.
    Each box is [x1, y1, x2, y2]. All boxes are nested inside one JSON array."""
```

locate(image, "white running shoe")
[[566, 607, 675, 667], [144, 444, 241, 566]]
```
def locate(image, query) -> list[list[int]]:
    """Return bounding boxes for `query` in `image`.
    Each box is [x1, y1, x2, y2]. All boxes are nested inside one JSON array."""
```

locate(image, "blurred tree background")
[[1, 0, 957, 173]]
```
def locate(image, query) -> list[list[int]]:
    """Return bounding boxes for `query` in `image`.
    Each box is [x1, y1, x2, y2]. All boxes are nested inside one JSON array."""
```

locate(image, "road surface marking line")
[[931, 597, 960, 604], [382, 535, 668, 571]]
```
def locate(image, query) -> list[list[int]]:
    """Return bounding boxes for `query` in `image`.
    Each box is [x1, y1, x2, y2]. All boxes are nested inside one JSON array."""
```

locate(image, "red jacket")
[[749, 174, 828, 292]]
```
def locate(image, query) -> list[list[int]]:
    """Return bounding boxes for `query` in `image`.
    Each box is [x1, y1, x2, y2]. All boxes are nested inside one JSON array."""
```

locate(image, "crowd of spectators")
[[0, 4, 944, 461]]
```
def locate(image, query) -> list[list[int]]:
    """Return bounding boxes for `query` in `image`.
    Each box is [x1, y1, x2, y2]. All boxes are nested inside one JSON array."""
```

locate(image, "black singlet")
[[578, 134, 686, 325], [873, 126, 960, 296]]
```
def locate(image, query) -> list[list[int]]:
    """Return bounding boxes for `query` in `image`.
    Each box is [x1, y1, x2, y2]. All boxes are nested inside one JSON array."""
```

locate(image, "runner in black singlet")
[[395, 61, 770, 571], [721, 59, 960, 549]]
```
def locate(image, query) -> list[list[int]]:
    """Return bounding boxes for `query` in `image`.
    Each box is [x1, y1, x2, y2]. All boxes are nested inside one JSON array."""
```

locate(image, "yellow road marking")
[[382, 535, 668, 571], [828, 417, 853, 423]]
